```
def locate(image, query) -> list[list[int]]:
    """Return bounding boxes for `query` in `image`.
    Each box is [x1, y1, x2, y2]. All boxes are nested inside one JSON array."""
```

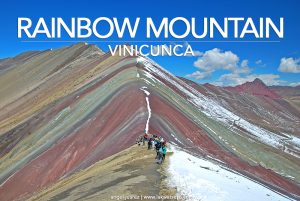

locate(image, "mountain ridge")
[[224, 78, 281, 99]]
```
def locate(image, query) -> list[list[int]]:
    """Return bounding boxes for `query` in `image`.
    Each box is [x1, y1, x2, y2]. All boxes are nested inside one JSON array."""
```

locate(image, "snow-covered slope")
[[167, 145, 293, 201]]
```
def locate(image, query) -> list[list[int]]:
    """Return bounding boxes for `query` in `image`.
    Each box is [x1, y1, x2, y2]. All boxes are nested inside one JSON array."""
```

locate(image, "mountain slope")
[[0, 44, 299, 200], [270, 85, 300, 97], [270, 85, 300, 111], [28, 145, 172, 201], [180, 77, 300, 137]]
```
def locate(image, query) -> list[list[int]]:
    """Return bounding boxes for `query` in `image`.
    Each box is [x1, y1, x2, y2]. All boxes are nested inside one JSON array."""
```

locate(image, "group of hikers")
[[136, 132, 167, 164]]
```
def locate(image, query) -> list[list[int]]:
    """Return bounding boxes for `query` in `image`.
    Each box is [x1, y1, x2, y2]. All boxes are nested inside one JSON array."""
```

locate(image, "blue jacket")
[[159, 147, 167, 155]]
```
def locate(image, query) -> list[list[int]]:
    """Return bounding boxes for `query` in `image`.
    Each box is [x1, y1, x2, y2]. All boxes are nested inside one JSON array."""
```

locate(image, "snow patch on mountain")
[[140, 87, 150, 96], [167, 145, 292, 201]]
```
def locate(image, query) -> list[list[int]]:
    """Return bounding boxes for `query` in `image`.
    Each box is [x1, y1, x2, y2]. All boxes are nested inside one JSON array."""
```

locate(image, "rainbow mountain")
[[0, 43, 299, 200]]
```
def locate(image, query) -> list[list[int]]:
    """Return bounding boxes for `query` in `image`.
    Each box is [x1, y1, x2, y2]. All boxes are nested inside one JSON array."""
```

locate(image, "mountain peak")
[[252, 78, 265, 85], [225, 78, 280, 99]]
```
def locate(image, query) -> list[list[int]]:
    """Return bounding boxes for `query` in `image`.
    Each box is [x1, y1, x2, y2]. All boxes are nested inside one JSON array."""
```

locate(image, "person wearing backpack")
[[157, 144, 167, 164], [143, 133, 148, 146], [136, 135, 143, 146], [155, 139, 162, 159], [148, 137, 153, 150], [161, 142, 167, 161]]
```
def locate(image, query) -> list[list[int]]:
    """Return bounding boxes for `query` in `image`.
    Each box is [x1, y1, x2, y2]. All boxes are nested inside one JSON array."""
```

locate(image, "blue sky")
[[0, 0, 299, 86]]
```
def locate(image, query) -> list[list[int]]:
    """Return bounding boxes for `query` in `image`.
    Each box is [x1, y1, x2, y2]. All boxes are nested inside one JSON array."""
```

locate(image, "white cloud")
[[216, 73, 285, 86], [186, 48, 292, 86], [193, 50, 203, 56], [186, 70, 213, 80], [188, 48, 249, 79], [255, 59, 266, 67], [194, 48, 239, 71], [289, 82, 300, 87], [241, 59, 248, 68], [233, 59, 251, 74], [255, 59, 262, 65], [278, 57, 300, 73]]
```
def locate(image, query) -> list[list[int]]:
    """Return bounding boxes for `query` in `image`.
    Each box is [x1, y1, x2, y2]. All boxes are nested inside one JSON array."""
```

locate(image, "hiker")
[[160, 137, 164, 143], [162, 141, 167, 161], [157, 144, 167, 164], [136, 135, 143, 146], [155, 138, 162, 159], [143, 133, 148, 146], [148, 137, 153, 150], [151, 137, 155, 148]]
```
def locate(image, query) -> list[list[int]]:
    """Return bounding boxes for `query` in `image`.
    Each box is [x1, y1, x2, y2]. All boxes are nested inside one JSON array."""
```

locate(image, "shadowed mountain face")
[[0, 43, 299, 200]]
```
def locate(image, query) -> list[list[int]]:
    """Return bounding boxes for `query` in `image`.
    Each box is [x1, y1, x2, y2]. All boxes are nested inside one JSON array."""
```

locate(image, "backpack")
[[162, 147, 167, 154], [155, 141, 161, 149]]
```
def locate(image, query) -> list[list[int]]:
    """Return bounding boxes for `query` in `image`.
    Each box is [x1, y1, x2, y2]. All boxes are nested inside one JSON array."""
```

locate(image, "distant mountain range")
[[224, 78, 281, 99]]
